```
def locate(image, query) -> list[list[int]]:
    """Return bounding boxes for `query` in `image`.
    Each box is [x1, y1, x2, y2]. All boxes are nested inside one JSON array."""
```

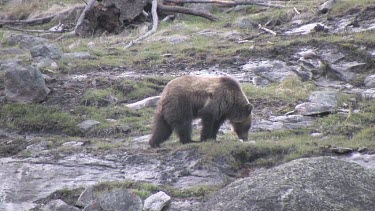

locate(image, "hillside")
[[1, 0, 375, 210]]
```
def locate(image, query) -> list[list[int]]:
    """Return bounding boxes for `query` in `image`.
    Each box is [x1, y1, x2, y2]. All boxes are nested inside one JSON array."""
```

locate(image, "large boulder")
[[203, 157, 375, 211], [4, 64, 50, 103], [295, 90, 340, 116]]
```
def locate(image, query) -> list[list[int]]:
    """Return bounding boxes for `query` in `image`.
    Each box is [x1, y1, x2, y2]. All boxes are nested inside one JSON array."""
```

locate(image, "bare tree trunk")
[[158, 3, 219, 21], [74, 0, 96, 35], [125, 0, 159, 49]]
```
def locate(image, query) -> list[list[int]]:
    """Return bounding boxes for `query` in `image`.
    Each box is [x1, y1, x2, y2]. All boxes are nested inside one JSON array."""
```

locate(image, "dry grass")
[[0, 0, 80, 20]]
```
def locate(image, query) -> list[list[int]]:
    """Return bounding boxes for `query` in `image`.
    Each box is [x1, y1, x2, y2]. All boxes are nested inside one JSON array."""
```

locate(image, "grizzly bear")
[[149, 75, 253, 148]]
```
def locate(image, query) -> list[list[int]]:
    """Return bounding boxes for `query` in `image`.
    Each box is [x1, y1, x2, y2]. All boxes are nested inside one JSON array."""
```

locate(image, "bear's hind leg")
[[149, 113, 173, 148], [200, 115, 214, 142], [175, 121, 193, 144]]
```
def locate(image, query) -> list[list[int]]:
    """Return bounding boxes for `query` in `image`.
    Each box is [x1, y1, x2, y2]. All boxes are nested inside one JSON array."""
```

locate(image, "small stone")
[[144, 191, 172, 211], [331, 147, 353, 155], [77, 120, 100, 132]]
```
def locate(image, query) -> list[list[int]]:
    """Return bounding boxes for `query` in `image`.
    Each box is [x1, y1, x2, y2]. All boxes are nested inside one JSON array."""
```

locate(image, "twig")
[[258, 24, 277, 35], [125, 0, 159, 49], [293, 7, 300, 14], [162, 15, 175, 22]]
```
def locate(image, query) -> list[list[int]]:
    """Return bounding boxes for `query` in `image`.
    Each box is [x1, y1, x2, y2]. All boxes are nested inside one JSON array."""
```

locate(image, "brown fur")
[[149, 75, 253, 148]]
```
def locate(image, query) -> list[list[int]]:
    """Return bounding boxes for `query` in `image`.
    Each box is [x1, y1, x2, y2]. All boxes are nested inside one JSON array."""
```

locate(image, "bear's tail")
[[149, 112, 173, 148]]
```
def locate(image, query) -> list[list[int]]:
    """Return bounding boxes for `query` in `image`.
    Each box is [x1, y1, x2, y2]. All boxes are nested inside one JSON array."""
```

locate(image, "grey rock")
[[32, 57, 56, 69], [26, 141, 49, 153], [126, 96, 160, 110], [235, 17, 255, 29], [222, 30, 242, 42], [144, 191, 171, 211], [168, 200, 201, 211], [331, 147, 353, 155], [168, 36, 189, 45], [4, 65, 50, 103], [364, 74, 375, 88], [252, 115, 315, 131], [318, 0, 336, 14], [296, 91, 340, 116], [243, 60, 298, 83], [77, 120, 100, 132], [96, 189, 142, 211], [203, 157, 375, 211], [41, 199, 80, 211], [0, 59, 22, 71], [5, 33, 47, 49], [308, 90, 340, 107], [30, 43, 62, 60], [298, 49, 318, 59], [330, 61, 366, 82], [320, 50, 345, 64], [340, 152, 375, 169], [295, 102, 334, 116], [360, 89, 375, 100], [76, 186, 95, 207], [285, 23, 326, 35], [63, 52, 92, 60]]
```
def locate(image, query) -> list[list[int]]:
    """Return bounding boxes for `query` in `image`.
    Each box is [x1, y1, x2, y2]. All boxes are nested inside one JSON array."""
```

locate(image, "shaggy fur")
[[149, 75, 253, 148]]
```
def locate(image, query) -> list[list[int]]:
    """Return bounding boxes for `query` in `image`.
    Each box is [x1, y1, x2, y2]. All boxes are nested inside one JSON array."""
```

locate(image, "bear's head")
[[230, 104, 253, 141]]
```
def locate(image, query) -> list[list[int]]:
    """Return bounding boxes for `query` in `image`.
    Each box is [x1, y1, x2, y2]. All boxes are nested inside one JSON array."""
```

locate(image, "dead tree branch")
[[125, 0, 159, 49], [0, 15, 56, 26], [74, 0, 96, 35], [163, 0, 286, 8], [3, 25, 64, 34], [158, 3, 219, 21]]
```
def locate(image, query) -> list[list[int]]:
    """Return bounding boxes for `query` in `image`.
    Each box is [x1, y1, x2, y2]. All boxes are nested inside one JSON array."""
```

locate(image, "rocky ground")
[[1, 0, 375, 211]]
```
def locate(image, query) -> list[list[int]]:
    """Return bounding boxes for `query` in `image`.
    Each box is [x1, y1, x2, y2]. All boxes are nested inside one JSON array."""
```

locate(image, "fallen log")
[[0, 15, 56, 26], [157, 3, 219, 21]]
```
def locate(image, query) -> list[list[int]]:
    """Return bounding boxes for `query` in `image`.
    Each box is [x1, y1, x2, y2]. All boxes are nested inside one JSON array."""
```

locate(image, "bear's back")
[[165, 75, 240, 92]]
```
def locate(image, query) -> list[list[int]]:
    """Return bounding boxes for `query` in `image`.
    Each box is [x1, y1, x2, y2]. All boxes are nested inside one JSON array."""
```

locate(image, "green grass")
[[329, 0, 375, 16], [94, 180, 220, 200], [0, 104, 80, 135], [243, 76, 316, 106]]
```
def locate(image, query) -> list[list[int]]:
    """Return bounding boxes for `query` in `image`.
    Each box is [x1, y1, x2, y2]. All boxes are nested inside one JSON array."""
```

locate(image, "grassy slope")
[[0, 0, 375, 166]]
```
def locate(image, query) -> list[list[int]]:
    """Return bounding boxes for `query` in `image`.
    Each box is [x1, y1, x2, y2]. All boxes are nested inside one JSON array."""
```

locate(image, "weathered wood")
[[0, 15, 55, 26], [125, 0, 159, 49], [103, 0, 148, 22], [74, 0, 96, 35], [158, 3, 219, 21]]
